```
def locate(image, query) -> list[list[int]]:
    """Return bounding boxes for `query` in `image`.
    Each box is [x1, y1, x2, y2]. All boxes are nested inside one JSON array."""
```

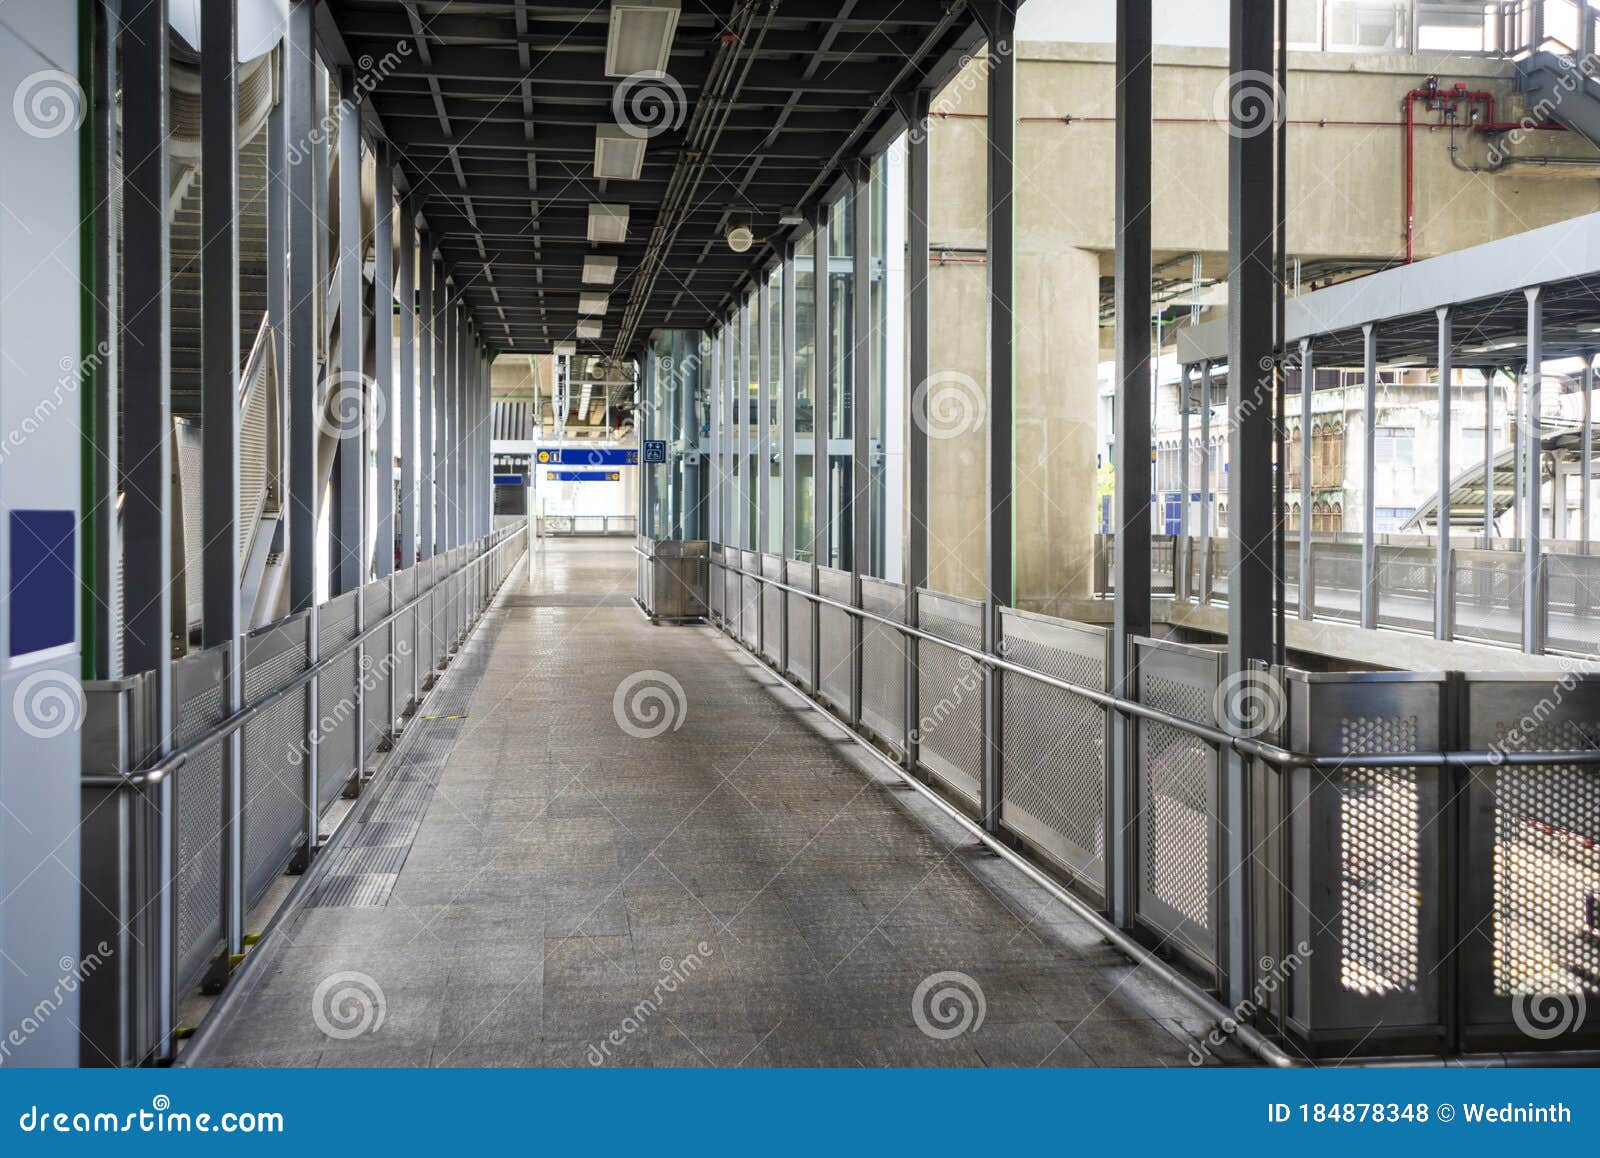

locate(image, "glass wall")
[[794, 232, 817, 562], [827, 191, 854, 569], [767, 265, 784, 555], [872, 141, 907, 582], [744, 292, 759, 549]]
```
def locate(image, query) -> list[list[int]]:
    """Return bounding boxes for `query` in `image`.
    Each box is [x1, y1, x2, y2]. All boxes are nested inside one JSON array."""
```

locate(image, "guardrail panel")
[[859, 578, 907, 752], [362, 581, 394, 759], [761, 554, 784, 664], [241, 613, 311, 910], [316, 591, 361, 809], [172, 646, 229, 993], [999, 609, 1111, 896], [786, 559, 812, 690], [817, 567, 853, 713], [741, 550, 761, 649], [914, 589, 984, 805]]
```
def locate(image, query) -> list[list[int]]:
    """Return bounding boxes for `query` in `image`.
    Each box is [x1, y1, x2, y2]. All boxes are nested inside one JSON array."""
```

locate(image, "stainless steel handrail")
[[704, 553, 1600, 773], [87, 524, 527, 789]]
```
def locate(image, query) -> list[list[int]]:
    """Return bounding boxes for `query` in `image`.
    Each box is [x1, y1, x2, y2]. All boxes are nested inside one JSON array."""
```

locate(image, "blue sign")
[[547, 470, 622, 483], [535, 448, 638, 467], [491, 474, 525, 487], [643, 439, 667, 464]]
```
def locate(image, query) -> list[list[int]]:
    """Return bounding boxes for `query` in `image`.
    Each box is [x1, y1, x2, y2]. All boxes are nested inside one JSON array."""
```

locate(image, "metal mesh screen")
[[725, 557, 741, 634], [1134, 639, 1223, 967], [915, 590, 984, 804], [362, 581, 394, 759], [317, 593, 361, 809], [1374, 545, 1435, 636], [859, 578, 906, 751], [1000, 610, 1109, 890], [761, 554, 783, 664], [818, 567, 852, 713], [786, 560, 812, 689], [173, 647, 228, 992], [242, 615, 309, 909], [741, 550, 760, 649], [1452, 550, 1526, 648], [1545, 553, 1600, 655], [709, 546, 723, 619]]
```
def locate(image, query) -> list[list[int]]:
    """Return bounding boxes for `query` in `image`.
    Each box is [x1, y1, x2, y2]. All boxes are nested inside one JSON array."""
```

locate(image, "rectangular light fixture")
[[587, 203, 630, 244], [553, 341, 576, 357], [582, 255, 619, 285], [594, 124, 647, 181], [579, 292, 611, 316], [576, 320, 603, 340], [605, 0, 681, 78]]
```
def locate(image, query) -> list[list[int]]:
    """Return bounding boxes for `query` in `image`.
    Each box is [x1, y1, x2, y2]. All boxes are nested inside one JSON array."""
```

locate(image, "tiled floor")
[[195, 540, 1247, 1068]]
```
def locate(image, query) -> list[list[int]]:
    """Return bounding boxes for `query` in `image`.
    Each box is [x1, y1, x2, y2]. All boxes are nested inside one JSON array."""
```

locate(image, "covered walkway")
[[190, 540, 1230, 1068]]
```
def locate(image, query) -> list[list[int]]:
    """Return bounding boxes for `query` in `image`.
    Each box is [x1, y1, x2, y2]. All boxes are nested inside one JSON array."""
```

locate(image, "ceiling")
[[327, 0, 979, 361]]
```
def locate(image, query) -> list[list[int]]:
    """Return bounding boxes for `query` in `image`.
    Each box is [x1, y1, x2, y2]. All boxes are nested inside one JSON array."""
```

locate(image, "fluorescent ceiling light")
[[594, 124, 647, 181], [579, 293, 611, 316], [553, 341, 576, 356], [605, 0, 681, 78], [582, 255, 619, 285], [587, 203, 630, 244], [576, 320, 603, 341]]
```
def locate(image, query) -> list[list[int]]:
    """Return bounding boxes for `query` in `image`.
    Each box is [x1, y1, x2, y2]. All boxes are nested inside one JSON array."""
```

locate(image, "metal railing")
[[701, 544, 1600, 1062], [537, 514, 637, 537], [1095, 532, 1600, 656], [80, 523, 529, 1066]]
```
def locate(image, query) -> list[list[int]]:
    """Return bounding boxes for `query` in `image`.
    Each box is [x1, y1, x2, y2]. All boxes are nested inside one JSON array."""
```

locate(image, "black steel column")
[[334, 69, 363, 594], [1525, 286, 1544, 654], [904, 89, 931, 770], [373, 147, 395, 577], [852, 165, 873, 726], [1111, 0, 1152, 925], [418, 236, 435, 559], [812, 207, 831, 689], [286, 2, 315, 609], [434, 267, 448, 553], [1224, 0, 1277, 1006], [399, 201, 417, 569], [981, 6, 1017, 834], [1435, 309, 1452, 639]]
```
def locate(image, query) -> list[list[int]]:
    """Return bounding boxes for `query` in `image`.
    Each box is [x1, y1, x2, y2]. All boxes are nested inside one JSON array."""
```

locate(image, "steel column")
[[782, 247, 798, 562], [758, 280, 773, 557], [1199, 361, 1212, 600], [121, 0, 174, 1058], [200, 0, 244, 969], [1584, 356, 1593, 553], [904, 88, 931, 770], [686, 331, 703, 540], [982, 6, 1016, 834], [434, 265, 448, 554], [373, 147, 395, 577], [1435, 308, 1452, 639], [285, 3, 316, 608], [851, 168, 872, 723], [418, 238, 435, 559], [1224, 0, 1276, 1006], [1485, 368, 1496, 544], [1360, 322, 1378, 630], [1178, 364, 1192, 600], [709, 328, 722, 546], [740, 299, 753, 550], [399, 202, 417, 568], [1298, 340, 1313, 620], [1525, 286, 1544, 654], [334, 70, 364, 593], [1111, 0, 1152, 925]]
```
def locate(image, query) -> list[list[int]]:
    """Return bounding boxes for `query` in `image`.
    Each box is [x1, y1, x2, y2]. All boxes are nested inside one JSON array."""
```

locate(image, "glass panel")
[[794, 232, 816, 562], [768, 265, 784, 555], [745, 293, 759, 550], [828, 191, 854, 569]]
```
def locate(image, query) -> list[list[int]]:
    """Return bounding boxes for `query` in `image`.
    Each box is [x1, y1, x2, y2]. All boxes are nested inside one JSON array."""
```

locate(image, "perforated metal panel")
[[741, 550, 761, 648], [173, 646, 228, 992], [859, 578, 906, 751], [761, 554, 784, 665], [362, 581, 394, 758], [817, 567, 853, 714], [786, 559, 812, 689], [709, 545, 723, 619], [1000, 609, 1110, 893], [915, 589, 984, 804], [1460, 674, 1600, 1050], [317, 592, 361, 808], [1338, 715, 1421, 998], [725, 556, 741, 634], [241, 614, 310, 909], [1134, 638, 1224, 971]]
